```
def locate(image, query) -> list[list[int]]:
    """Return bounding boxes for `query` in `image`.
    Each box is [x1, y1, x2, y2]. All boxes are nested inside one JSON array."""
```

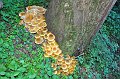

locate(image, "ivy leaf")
[[47, 71, 52, 76], [44, 74, 49, 79], [0, 38, 3, 44], [12, 72, 20, 76], [8, 60, 18, 70], [17, 67, 26, 73], [0, 64, 6, 72], [28, 74, 36, 79], [68, 76, 73, 79], [0, 72, 6, 75]]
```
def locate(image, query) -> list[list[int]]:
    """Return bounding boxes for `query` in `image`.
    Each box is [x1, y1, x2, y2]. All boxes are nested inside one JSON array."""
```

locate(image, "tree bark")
[[46, 0, 117, 56]]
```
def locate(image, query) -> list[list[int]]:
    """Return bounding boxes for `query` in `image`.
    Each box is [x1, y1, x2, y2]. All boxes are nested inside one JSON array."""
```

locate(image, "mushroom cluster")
[[51, 55, 77, 75], [19, 5, 77, 75]]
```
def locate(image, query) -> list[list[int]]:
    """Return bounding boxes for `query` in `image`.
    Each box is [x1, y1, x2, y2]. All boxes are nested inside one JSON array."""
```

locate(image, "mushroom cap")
[[28, 26, 38, 33], [51, 53, 56, 57], [42, 27, 48, 33], [46, 50, 53, 56], [42, 41, 49, 47], [19, 20, 24, 25], [54, 49, 62, 55], [53, 55, 59, 59], [61, 64, 67, 70], [35, 33, 41, 39], [43, 34, 48, 39], [44, 53, 50, 57], [37, 29, 42, 34], [35, 37, 44, 44], [44, 45, 51, 51], [36, 14, 45, 20], [26, 6, 32, 10], [37, 7, 47, 14], [63, 69, 68, 72], [24, 13, 34, 23], [52, 46, 58, 53], [49, 41, 59, 47], [31, 18, 38, 26], [57, 56, 64, 62], [56, 70, 61, 75], [47, 32, 55, 41], [19, 12, 25, 17], [56, 61, 62, 65], [38, 21, 47, 28], [65, 54, 71, 59], [53, 70, 58, 74], [65, 59, 72, 65], [51, 63, 57, 68], [37, 15, 45, 23], [59, 53, 64, 57]]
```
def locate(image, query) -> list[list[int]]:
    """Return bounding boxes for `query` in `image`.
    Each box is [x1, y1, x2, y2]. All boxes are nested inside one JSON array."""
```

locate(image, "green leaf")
[[5, 72, 11, 77], [47, 71, 52, 76], [17, 67, 26, 72], [13, 72, 20, 76], [68, 76, 73, 79], [0, 77, 9, 79], [44, 74, 49, 79], [52, 75, 59, 79], [0, 38, 3, 44], [8, 60, 18, 70], [0, 64, 6, 72], [0, 71, 6, 75], [28, 74, 36, 79]]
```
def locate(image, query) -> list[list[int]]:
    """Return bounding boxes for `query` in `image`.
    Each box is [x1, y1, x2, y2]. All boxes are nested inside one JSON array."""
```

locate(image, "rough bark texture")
[[46, 0, 117, 56]]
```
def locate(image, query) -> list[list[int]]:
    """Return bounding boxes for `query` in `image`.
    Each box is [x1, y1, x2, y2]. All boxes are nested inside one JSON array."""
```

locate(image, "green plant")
[[0, 0, 119, 79]]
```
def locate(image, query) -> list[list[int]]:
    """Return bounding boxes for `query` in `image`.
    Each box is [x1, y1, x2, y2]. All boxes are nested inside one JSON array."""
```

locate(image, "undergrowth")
[[0, 0, 119, 79]]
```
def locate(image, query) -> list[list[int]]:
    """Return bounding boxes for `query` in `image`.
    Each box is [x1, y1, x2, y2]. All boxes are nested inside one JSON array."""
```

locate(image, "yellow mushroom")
[[31, 18, 38, 26], [37, 16, 45, 24], [37, 7, 46, 14], [38, 22, 47, 28], [28, 26, 38, 33], [44, 53, 50, 57], [43, 34, 48, 39], [26, 6, 32, 10], [54, 49, 62, 55], [44, 45, 51, 51], [19, 12, 25, 17], [35, 37, 44, 44], [53, 55, 59, 59], [19, 6, 77, 76], [24, 13, 33, 23], [53, 70, 58, 74], [56, 61, 62, 65], [63, 69, 68, 72], [57, 56, 64, 62], [47, 32, 55, 41], [61, 64, 67, 70], [35, 33, 41, 39], [51, 46, 58, 53], [49, 41, 59, 47], [46, 50, 53, 56], [51, 63, 57, 70], [65, 59, 72, 65], [59, 53, 64, 57], [19, 20, 24, 25], [42, 27, 48, 33]]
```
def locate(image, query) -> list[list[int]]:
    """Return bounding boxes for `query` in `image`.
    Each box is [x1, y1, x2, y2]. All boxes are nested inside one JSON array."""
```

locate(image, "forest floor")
[[0, 0, 119, 79]]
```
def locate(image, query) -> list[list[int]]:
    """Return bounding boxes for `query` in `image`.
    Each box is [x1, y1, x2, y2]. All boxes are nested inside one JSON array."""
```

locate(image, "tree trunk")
[[46, 0, 117, 56]]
